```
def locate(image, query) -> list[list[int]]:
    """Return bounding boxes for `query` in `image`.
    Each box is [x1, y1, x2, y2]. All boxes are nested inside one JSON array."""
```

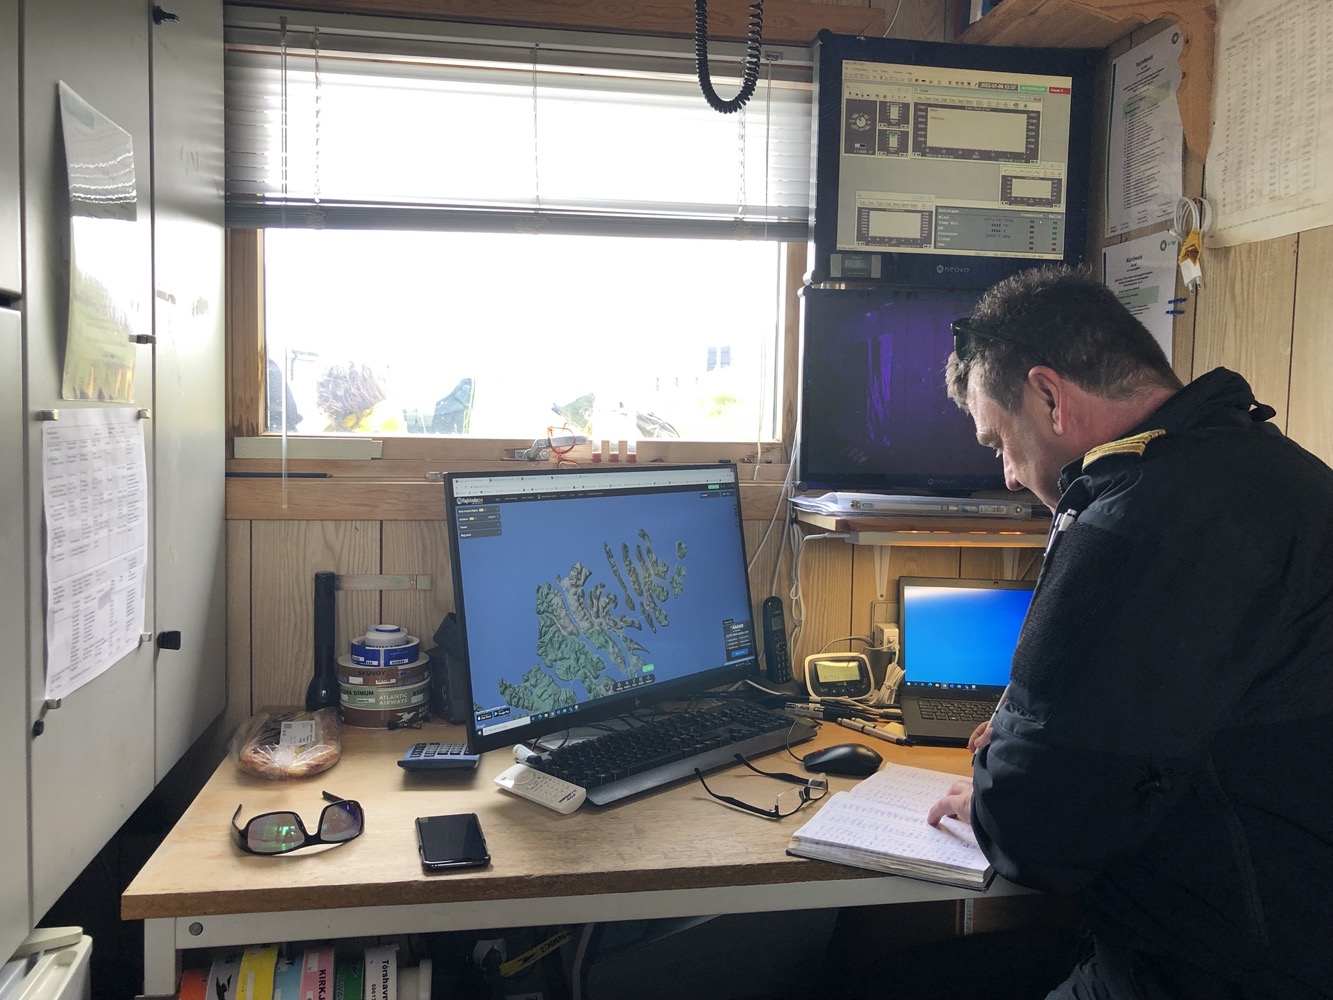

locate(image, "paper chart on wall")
[[1105, 27, 1185, 237], [1102, 231, 1179, 360], [42, 407, 148, 700], [1205, 0, 1333, 247]]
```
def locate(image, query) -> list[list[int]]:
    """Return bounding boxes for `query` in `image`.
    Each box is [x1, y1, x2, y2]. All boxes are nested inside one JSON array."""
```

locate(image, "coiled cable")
[[695, 0, 764, 114]]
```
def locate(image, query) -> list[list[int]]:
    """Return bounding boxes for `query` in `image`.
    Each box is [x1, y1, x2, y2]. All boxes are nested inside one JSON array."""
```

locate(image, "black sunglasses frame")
[[951, 318, 1052, 367], [694, 754, 829, 820], [231, 790, 365, 856]]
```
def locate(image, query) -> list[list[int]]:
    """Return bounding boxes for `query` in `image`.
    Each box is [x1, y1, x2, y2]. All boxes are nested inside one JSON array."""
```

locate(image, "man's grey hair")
[[946, 264, 1183, 413]]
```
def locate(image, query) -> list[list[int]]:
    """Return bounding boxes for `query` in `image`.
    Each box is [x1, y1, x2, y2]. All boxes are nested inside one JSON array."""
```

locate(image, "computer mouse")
[[801, 742, 883, 777]]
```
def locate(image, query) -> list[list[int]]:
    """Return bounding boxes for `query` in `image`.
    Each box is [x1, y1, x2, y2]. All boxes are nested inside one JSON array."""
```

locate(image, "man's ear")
[[1026, 367, 1067, 435]]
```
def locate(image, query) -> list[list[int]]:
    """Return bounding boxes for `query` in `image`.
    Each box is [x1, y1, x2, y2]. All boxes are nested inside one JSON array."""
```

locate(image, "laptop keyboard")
[[916, 698, 995, 723]]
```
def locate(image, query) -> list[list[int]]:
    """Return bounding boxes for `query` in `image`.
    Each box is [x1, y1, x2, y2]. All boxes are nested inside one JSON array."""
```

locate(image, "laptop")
[[897, 577, 1036, 747]]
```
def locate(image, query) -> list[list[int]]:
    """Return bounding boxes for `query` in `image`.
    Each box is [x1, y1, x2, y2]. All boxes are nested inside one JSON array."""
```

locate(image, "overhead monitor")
[[809, 30, 1098, 289], [797, 284, 1004, 494]]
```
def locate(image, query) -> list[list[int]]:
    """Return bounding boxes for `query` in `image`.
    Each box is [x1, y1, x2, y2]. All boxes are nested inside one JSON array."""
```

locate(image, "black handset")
[[762, 596, 792, 684]]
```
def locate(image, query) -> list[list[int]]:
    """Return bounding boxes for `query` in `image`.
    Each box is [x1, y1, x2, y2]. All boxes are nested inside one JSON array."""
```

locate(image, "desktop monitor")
[[808, 30, 1098, 289], [443, 464, 761, 753]]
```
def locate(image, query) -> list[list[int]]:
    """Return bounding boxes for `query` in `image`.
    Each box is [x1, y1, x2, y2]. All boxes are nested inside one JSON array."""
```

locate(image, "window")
[[226, 14, 813, 452]]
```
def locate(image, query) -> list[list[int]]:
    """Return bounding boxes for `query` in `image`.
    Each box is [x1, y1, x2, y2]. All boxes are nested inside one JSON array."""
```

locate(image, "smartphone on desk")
[[416, 813, 491, 872]]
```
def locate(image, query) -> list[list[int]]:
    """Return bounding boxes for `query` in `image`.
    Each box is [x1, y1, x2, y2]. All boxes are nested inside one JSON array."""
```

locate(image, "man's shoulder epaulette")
[[1082, 428, 1167, 470]]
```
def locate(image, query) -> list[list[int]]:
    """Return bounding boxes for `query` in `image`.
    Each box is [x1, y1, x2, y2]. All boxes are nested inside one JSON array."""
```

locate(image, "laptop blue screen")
[[900, 579, 1035, 691]]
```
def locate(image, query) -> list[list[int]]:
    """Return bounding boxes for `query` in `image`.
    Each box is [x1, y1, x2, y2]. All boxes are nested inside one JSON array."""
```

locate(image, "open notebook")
[[787, 761, 992, 889]]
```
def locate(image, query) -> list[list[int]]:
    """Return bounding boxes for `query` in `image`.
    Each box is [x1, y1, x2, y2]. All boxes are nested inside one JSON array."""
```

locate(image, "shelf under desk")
[[123, 720, 1017, 997]]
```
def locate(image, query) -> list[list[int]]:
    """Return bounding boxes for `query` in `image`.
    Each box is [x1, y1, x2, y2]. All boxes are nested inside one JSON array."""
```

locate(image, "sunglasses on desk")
[[231, 790, 364, 855]]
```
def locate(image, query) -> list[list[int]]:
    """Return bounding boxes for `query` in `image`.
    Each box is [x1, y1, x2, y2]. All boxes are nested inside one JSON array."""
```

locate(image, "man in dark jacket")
[[926, 265, 1333, 999]]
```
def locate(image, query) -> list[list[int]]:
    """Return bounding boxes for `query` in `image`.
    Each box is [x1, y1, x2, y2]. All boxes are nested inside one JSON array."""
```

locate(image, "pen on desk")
[[785, 701, 896, 725], [784, 703, 823, 721], [836, 717, 913, 747]]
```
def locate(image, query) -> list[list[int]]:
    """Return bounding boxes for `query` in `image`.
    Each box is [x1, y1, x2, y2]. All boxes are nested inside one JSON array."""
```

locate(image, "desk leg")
[[141, 918, 180, 999]]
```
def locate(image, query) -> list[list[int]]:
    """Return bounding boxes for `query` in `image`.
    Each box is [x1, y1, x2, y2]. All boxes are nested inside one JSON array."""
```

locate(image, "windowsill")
[[233, 436, 385, 460], [224, 451, 792, 520]]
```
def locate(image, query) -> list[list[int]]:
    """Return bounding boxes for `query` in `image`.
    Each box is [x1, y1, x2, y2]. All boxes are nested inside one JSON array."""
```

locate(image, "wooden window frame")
[[225, 229, 803, 488]]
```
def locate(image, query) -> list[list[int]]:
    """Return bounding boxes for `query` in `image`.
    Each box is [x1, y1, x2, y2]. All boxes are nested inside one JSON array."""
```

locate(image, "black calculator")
[[397, 742, 481, 771]]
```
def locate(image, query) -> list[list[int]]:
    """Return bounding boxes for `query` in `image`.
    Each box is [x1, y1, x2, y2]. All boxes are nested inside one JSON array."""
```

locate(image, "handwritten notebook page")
[[788, 762, 990, 885]]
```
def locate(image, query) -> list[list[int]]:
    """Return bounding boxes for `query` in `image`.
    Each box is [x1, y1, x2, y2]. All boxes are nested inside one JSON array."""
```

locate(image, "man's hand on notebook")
[[968, 720, 993, 752], [926, 778, 974, 827]]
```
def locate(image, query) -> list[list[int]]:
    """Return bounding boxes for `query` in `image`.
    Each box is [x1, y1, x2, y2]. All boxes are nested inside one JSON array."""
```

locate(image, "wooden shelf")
[[794, 509, 1051, 548]]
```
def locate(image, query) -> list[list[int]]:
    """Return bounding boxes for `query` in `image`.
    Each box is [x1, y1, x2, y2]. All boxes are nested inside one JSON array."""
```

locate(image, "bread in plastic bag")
[[230, 707, 342, 779]]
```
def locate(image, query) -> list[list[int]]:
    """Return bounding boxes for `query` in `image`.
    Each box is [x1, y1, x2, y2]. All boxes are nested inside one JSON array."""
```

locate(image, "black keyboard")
[[523, 702, 817, 806], [916, 698, 994, 723]]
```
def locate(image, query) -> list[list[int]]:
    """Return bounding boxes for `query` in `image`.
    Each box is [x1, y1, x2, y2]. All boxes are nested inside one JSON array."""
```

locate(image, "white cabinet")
[[0, 305, 26, 967], [0, 0, 17, 294], [0, 0, 29, 966], [6, 0, 224, 960], [21, 0, 159, 927], [148, 0, 227, 779]]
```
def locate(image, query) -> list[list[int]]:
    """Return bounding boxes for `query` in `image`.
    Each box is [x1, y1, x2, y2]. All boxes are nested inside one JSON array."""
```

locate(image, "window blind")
[[224, 15, 814, 240]]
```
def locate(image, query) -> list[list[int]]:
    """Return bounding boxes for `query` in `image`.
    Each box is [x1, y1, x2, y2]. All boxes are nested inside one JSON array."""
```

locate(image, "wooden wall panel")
[[960, 547, 1043, 582], [225, 521, 252, 733], [249, 520, 382, 708], [1191, 236, 1298, 429], [1288, 225, 1333, 466], [229, 514, 815, 714], [854, 546, 964, 636], [876, 0, 953, 41], [790, 534, 854, 666], [744, 517, 790, 611], [381, 520, 454, 648]]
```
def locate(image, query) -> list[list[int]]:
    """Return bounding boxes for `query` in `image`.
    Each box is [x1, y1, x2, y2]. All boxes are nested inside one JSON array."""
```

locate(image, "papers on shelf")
[[787, 762, 993, 890], [790, 492, 1042, 519]]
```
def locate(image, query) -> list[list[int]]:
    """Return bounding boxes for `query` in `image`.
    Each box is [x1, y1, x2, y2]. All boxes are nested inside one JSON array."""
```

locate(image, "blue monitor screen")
[[444, 464, 759, 752], [900, 578, 1035, 690]]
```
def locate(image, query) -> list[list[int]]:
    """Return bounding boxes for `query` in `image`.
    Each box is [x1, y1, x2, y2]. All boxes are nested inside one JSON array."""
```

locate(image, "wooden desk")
[[123, 718, 1012, 997]]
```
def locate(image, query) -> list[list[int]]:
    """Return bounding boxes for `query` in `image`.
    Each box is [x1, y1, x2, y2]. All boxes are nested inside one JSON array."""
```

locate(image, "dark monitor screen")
[[443, 464, 759, 753], [797, 284, 1003, 493], [809, 30, 1098, 289]]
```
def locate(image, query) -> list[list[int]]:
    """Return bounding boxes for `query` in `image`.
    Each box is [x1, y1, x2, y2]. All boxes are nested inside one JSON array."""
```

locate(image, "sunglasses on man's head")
[[231, 791, 364, 855], [951, 318, 1051, 367]]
